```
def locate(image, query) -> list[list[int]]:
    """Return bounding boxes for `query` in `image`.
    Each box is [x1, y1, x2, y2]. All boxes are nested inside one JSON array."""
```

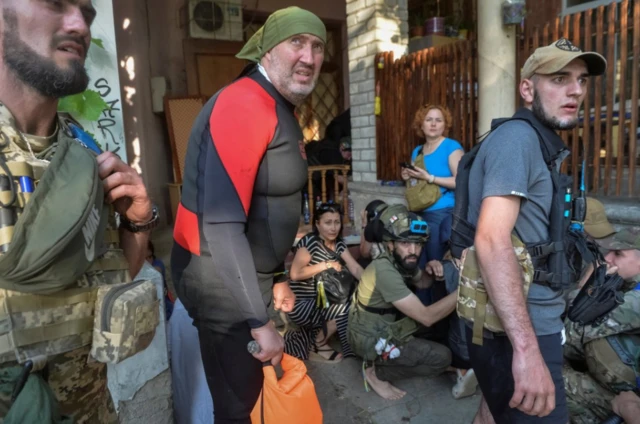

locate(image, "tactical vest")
[[0, 111, 159, 417], [450, 109, 599, 292], [347, 256, 420, 361], [456, 234, 534, 345]]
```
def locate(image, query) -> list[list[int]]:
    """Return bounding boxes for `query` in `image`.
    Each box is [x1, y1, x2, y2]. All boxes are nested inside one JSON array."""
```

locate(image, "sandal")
[[309, 343, 343, 364], [451, 369, 478, 399]]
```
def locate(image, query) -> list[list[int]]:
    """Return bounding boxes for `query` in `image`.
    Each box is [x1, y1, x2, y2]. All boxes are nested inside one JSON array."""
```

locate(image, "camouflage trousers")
[[0, 346, 117, 423], [564, 365, 615, 424]]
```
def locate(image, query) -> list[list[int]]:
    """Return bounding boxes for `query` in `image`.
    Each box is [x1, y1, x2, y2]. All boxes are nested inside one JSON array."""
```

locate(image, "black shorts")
[[465, 327, 568, 424], [172, 243, 273, 424]]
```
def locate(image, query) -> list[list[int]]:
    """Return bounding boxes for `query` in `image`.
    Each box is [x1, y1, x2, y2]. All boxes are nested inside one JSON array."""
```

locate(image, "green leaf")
[[58, 94, 84, 115], [81, 90, 109, 121], [58, 89, 109, 122], [91, 38, 105, 49]]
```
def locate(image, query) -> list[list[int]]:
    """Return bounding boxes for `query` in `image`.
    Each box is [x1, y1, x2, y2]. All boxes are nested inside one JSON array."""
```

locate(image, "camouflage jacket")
[[0, 103, 128, 422], [565, 282, 640, 361]]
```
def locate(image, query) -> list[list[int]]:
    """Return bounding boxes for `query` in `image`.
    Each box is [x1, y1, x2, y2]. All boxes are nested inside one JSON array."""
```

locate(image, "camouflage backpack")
[[457, 234, 534, 345]]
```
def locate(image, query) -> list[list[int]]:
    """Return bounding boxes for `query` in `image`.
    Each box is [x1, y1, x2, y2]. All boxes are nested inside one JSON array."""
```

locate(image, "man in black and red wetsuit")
[[171, 7, 326, 423]]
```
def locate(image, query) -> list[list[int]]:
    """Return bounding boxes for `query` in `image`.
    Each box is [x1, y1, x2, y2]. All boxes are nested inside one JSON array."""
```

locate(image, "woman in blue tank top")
[[401, 104, 464, 268]]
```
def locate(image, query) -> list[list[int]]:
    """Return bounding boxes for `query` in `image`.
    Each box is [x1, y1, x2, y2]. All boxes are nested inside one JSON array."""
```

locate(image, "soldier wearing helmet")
[[348, 204, 457, 401]]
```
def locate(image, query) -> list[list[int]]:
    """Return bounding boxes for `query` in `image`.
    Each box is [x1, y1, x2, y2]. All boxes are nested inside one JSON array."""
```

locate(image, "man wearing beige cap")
[[463, 38, 607, 424], [583, 197, 616, 240]]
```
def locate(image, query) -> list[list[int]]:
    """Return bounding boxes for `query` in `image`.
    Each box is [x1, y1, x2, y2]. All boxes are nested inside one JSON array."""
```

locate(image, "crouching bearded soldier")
[[0, 2, 159, 422], [348, 204, 457, 400]]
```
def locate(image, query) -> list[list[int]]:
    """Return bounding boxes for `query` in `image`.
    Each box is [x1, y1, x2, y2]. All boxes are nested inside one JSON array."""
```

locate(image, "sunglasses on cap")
[[317, 202, 342, 213], [410, 220, 428, 235]]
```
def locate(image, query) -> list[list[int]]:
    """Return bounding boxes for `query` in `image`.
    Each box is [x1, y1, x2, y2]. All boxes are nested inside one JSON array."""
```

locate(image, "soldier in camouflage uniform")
[[564, 227, 640, 423], [0, 1, 155, 422]]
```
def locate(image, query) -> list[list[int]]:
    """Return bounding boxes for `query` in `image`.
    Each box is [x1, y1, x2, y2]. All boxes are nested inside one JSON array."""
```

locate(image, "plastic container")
[[303, 193, 310, 224], [425, 17, 445, 35]]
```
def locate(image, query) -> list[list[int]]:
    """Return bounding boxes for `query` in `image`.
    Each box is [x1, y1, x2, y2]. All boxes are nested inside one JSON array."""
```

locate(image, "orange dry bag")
[[250, 354, 323, 424]]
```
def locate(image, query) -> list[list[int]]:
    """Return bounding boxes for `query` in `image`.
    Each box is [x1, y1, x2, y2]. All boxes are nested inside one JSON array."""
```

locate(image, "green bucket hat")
[[236, 6, 327, 63]]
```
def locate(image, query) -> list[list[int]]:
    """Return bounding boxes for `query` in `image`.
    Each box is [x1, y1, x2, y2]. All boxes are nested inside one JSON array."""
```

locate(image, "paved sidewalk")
[[153, 227, 480, 423], [308, 358, 480, 424]]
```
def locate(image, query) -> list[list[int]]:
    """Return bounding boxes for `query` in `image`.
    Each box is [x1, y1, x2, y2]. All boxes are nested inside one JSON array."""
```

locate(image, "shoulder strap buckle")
[[529, 241, 563, 259]]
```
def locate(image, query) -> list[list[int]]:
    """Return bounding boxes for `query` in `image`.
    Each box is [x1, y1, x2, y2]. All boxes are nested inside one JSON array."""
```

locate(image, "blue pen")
[[18, 176, 34, 193], [68, 123, 102, 154]]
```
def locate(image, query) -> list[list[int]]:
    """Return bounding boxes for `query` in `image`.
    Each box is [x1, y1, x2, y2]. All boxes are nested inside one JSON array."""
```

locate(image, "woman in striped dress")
[[285, 203, 363, 362]]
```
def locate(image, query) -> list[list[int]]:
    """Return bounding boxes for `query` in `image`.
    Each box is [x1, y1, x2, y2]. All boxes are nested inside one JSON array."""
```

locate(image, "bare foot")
[[390, 385, 407, 396], [364, 367, 406, 400]]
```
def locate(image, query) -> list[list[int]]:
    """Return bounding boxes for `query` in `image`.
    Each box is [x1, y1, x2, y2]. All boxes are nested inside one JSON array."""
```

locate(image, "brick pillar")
[[346, 0, 408, 183]]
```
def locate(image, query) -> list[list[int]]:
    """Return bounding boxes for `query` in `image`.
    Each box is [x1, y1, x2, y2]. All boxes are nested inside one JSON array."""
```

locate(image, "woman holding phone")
[[401, 104, 464, 268]]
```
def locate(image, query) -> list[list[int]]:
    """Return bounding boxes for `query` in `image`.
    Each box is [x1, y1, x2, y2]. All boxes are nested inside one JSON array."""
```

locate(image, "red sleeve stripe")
[[209, 78, 277, 216], [173, 204, 201, 256]]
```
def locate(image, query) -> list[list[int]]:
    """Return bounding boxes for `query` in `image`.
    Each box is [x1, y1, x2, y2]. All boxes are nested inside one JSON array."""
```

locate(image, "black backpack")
[[450, 111, 599, 290]]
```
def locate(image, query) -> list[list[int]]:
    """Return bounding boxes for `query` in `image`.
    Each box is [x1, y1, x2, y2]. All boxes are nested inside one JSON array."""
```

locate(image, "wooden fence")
[[376, 0, 639, 197], [518, 0, 639, 196], [374, 40, 478, 182]]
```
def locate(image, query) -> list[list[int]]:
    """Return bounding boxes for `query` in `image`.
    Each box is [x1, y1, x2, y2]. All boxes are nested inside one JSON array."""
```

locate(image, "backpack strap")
[[411, 146, 422, 162], [490, 117, 559, 169]]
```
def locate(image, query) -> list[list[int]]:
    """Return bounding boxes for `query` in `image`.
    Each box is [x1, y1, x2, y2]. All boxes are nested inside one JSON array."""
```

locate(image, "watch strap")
[[119, 206, 159, 233]]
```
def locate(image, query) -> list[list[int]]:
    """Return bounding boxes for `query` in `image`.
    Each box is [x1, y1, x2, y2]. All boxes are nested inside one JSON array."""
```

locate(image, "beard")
[[3, 9, 89, 98], [532, 91, 579, 131], [393, 250, 419, 272], [268, 53, 318, 105]]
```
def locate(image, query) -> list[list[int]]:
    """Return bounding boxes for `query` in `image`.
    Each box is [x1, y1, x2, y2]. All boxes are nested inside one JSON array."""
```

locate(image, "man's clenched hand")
[[97, 152, 152, 223]]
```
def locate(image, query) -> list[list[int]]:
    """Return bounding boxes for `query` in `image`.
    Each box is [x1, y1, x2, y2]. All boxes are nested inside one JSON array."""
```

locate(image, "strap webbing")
[[0, 225, 14, 246], [0, 162, 34, 178], [103, 229, 120, 245], [0, 190, 24, 208], [0, 317, 93, 355], [357, 300, 397, 316], [3, 288, 96, 314], [88, 255, 129, 272], [472, 286, 487, 346]]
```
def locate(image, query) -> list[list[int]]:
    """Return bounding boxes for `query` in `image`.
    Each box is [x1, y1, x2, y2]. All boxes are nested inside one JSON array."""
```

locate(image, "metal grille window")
[[297, 29, 343, 142]]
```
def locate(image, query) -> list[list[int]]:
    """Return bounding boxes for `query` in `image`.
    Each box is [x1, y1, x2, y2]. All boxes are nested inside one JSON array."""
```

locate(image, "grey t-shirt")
[[467, 119, 565, 336]]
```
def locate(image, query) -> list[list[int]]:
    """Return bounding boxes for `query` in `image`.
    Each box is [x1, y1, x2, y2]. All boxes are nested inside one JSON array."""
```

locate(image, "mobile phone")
[[400, 162, 417, 171]]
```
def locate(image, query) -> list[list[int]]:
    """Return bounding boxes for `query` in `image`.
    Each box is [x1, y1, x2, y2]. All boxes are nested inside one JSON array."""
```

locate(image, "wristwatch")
[[119, 206, 159, 233]]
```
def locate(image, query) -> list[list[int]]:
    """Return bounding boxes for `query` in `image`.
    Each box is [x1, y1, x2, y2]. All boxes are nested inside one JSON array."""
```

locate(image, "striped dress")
[[284, 233, 354, 359]]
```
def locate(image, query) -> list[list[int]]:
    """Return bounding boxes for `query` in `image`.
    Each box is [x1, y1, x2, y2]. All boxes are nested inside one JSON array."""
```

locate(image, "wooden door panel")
[[184, 39, 246, 97], [196, 54, 246, 97]]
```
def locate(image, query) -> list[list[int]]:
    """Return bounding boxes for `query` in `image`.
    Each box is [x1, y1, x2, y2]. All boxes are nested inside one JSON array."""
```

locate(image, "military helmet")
[[378, 204, 429, 243]]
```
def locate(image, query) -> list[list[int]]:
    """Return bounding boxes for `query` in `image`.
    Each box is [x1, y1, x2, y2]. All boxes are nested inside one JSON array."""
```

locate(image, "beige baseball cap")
[[521, 38, 607, 80], [584, 197, 615, 239]]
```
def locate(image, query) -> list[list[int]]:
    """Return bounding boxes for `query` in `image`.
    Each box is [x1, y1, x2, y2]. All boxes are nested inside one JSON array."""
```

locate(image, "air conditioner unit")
[[188, 0, 243, 41]]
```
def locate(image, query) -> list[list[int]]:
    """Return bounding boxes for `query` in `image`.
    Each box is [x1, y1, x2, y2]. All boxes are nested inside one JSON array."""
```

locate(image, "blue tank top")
[[411, 138, 463, 211]]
